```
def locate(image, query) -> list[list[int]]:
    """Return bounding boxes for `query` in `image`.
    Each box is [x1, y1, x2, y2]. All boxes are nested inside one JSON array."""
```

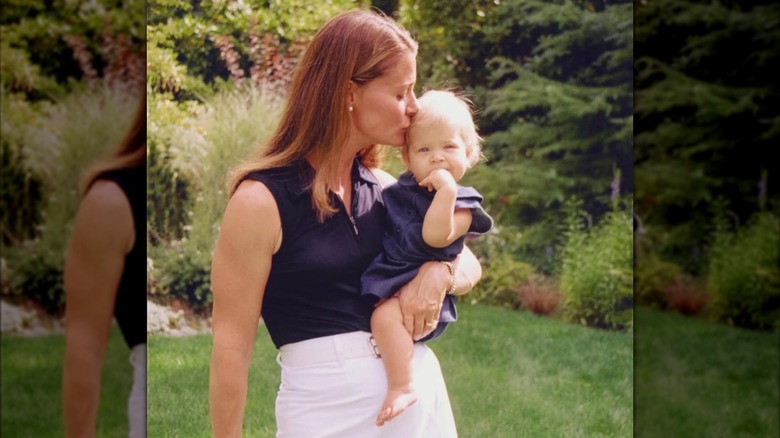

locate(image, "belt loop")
[[333, 335, 344, 363], [368, 336, 381, 358]]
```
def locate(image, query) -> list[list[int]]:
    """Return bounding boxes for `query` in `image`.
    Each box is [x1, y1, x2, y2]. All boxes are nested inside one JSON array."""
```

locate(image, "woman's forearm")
[[63, 345, 104, 438], [210, 346, 252, 438], [451, 244, 482, 296]]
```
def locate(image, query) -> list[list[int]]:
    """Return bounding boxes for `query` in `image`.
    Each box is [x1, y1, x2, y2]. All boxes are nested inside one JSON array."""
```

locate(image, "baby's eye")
[[417, 147, 429, 153], [445, 144, 458, 149]]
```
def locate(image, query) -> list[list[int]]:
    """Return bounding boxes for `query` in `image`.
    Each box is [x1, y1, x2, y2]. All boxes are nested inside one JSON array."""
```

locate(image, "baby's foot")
[[375, 386, 417, 426]]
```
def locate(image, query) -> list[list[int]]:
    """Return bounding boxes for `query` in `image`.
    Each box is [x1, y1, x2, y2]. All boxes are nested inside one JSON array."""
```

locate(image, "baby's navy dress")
[[361, 171, 494, 341]]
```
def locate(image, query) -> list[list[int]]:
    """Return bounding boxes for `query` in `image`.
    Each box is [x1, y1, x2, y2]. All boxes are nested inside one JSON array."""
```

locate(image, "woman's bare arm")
[[210, 180, 281, 438], [63, 181, 133, 438]]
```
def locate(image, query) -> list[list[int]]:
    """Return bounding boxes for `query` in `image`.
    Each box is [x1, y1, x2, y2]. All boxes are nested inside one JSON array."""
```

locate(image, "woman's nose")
[[406, 93, 419, 117]]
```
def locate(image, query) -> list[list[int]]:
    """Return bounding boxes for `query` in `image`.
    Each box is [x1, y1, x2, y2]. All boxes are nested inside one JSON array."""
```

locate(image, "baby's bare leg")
[[371, 297, 417, 426]]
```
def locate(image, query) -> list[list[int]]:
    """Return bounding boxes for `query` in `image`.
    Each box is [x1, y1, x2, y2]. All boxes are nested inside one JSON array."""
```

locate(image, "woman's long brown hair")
[[227, 8, 417, 221], [80, 97, 146, 195]]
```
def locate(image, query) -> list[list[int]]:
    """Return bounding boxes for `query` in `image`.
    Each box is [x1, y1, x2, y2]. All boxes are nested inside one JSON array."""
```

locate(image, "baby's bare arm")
[[419, 169, 473, 248]]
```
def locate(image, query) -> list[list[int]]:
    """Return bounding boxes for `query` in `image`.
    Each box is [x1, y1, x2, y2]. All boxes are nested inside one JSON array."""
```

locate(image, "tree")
[[401, 0, 633, 271], [634, 0, 780, 273], [146, 0, 359, 98], [1, 0, 145, 97]]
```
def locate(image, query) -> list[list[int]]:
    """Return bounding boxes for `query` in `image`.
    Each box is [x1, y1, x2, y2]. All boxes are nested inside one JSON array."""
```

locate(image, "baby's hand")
[[418, 169, 456, 192]]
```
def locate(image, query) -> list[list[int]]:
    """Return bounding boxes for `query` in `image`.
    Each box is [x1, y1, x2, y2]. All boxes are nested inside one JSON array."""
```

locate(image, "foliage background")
[[4, 0, 777, 333], [632, 2, 779, 434], [633, 0, 779, 330], [1, 0, 145, 314], [2, 0, 777, 436], [140, 0, 635, 330]]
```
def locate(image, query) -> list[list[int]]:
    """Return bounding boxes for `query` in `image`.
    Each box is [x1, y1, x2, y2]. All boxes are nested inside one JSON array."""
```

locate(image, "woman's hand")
[[396, 261, 451, 340], [395, 245, 483, 340]]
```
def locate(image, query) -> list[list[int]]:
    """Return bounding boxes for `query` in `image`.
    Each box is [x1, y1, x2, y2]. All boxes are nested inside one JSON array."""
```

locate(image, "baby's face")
[[405, 119, 471, 183]]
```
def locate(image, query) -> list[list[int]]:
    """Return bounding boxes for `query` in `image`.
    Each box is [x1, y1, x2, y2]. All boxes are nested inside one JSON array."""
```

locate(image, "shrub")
[[560, 200, 633, 330], [470, 252, 537, 307], [175, 89, 285, 252], [466, 224, 538, 307], [146, 246, 164, 300], [460, 166, 565, 275], [146, 0, 355, 99], [149, 241, 213, 316], [147, 92, 203, 244], [663, 275, 709, 316], [0, 40, 62, 95], [2, 1, 144, 99], [147, 88, 286, 313], [708, 211, 780, 330], [515, 274, 562, 316], [634, 251, 683, 309], [2, 247, 65, 316], [15, 86, 140, 256], [147, 137, 192, 243], [657, 220, 712, 276], [2, 86, 140, 312], [1, 134, 44, 246], [1, 95, 47, 246]]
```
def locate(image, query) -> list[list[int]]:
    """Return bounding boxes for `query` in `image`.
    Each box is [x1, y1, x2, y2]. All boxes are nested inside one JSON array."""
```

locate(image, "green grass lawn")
[[4, 305, 775, 437], [148, 304, 634, 437], [635, 307, 780, 438], [0, 325, 133, 437]]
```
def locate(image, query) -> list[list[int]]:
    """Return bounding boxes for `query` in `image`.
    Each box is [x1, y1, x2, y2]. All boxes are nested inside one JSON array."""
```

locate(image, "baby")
[[361, 90, 494, 426]]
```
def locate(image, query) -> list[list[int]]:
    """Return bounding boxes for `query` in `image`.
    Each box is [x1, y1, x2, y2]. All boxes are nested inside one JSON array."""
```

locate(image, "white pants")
[[275, 331, 457, 438], [128, 343, 146, 438]]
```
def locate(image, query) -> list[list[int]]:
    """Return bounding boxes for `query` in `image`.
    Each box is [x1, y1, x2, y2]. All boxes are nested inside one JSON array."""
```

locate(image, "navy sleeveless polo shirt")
[[96, 165, 146, 348], [243, 159, 386, 349]]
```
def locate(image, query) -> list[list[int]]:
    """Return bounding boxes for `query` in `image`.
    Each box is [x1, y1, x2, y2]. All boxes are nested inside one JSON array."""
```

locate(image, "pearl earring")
[[349, 105, 354, 112]]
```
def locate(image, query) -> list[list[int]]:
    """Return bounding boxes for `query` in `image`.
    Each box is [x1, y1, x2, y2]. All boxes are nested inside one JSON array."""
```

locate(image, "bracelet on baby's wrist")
[[440, 261, 457, 295]]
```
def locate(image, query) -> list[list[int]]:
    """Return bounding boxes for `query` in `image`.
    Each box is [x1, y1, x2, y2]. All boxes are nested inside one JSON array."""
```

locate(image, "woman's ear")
[[348, 80, 357, 110]]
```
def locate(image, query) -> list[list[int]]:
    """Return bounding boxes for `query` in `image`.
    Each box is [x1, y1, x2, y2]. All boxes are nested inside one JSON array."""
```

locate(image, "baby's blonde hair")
[[405, 90, 483, 167]]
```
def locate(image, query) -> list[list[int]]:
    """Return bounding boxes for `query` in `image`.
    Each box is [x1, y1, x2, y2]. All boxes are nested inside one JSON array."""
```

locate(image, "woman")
[[62, 99, 146, 438], [209, 9, 481, 437]]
